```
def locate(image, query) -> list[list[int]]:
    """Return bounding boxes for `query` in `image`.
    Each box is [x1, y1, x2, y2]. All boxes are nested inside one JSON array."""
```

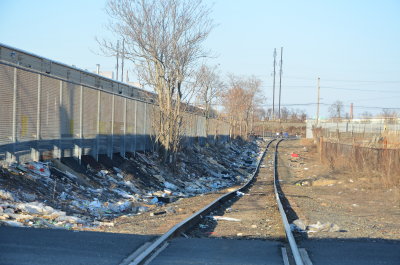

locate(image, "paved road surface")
[[148, 238, 284, 265], [0, 227, 155, 265], [300, 239, 400, 265]]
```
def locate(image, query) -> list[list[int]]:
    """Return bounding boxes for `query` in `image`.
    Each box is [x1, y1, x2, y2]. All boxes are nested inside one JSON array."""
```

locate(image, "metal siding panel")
[[98, 92, 112, 154], [113, 95, 124, 153], [99, 92, 112, 134], [125, 99, 135, 152], [40, 76, 60, 139], [0, 64, 14, 144], [113, 96, 124, 135], [82, 86, 97, 138], [136, 101, 145, 150], [145, 103, 152, 149], [60, 82, 80, 138], [16, 69, 38, 141]]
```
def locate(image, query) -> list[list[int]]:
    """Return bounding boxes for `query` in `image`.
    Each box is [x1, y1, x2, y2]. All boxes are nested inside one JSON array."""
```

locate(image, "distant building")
[[93, 71, 114, 79], [127, 81, 143, 89]]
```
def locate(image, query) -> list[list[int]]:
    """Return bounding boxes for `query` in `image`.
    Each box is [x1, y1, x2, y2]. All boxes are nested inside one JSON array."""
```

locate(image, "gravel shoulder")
[[278, 139, 400, 240]]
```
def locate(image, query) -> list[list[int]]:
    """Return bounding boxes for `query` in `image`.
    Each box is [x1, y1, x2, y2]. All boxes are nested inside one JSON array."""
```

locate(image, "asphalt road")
[[300, 238, 400, 265], [0, 227, 155, 265], [148, 238, 284, 265]]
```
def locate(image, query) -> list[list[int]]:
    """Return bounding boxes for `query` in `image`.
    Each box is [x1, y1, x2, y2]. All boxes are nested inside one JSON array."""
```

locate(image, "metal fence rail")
[[0, 61, 230, 163]]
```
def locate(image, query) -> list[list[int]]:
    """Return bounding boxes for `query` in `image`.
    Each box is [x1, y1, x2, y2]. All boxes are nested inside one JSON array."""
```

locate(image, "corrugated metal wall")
[[0, 63, 231, 162]]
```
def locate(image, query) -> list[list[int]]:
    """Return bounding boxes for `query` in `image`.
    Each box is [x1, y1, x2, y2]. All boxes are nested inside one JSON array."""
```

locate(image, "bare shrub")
[[319, 139, 400, 187]]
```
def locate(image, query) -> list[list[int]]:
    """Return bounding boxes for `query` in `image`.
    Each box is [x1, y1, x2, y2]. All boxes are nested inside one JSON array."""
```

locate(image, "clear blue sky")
[[1, 0, 399, 118]]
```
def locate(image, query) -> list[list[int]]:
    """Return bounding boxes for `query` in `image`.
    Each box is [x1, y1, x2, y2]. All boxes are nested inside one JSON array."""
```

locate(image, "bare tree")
[[222, 75, 263, 138], [380, 109, 398, 124], [194, 64, 224, 134], [329, 100, 344, 121], [360, 111, 372, 123], [280, 107, 289, 122], [98, 0, 214, 163]]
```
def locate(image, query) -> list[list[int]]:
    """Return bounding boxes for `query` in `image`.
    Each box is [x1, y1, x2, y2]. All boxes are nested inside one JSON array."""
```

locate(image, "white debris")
[[59, 192, 68, 200], [208, 216, 241, 222], [236, 191, 245, 197], [0, 189, 15, 201], [1, 220, 25, 227], [307, 221, 340, 233], [292, 219, 307, 231], [89, 199, 102, 210], [113, 189, 135, 199], [65, 171, 78, 179], [113, 167, 122, 174], [97, 170, 109, 177], [17, 202, 55, 215], [56, 215, 84, 224], [164, 182, 178, 191], [26, 162, 51, 177], [21, 192, 37, 202]]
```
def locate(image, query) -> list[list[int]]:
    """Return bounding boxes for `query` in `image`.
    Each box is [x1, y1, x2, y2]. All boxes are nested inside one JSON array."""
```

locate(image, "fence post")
[[144, 102, 147, 152], [110, 94, 115, 159], [122, 97, 127, 158], [7, 67, 17, 163], [55, 80, 62, 159], [75, 85, 83, 164], [32, 74, 41, 161], [96, 90, 101, 161], [134, 100, 137, 154], [319, 136, 323, 163]]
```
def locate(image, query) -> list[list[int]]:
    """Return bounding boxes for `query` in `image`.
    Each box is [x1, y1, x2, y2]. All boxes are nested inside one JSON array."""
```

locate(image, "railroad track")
[[118, 139, 311, 265]]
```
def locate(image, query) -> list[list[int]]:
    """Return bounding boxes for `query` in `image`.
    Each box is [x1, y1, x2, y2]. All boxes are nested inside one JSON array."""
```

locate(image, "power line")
[[321, 86, 400, 93]]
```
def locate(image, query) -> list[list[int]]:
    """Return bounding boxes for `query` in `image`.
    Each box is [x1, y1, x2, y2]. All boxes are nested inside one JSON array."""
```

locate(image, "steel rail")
[[127, 139, 276, 265], [273, 139, 304, 265]]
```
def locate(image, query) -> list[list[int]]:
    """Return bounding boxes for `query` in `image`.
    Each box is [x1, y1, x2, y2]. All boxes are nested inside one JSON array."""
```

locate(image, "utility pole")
[[278, 47, 283, 121], [316, 77, 320, 126], [272, 48, 277, 120], [116, 40, 120, 81], [121, 39, 125, 82]]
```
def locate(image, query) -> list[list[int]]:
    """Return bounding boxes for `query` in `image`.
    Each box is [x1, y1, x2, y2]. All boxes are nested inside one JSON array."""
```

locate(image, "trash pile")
[[290, 219, 341, 234], [0, 139, 264, 230]]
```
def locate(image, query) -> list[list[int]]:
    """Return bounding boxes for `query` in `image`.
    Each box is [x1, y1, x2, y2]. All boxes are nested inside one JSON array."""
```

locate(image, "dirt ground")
[[278, 139, 400, 240], [187, 148, 285, 240], [95, 188, 235, 235]]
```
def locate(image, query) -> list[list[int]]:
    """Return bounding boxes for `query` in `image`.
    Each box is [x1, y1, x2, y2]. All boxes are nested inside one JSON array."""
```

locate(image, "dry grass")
[[318, 140, 400, 188]]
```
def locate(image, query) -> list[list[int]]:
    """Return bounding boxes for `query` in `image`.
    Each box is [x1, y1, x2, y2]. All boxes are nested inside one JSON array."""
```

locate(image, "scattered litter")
[[150, 210, 166, 216], [291, 153, 299, 158], [0, 139, 262, 231], [199, 224, 208, 229], [26, 162, 51, 177], [208, 216, 241, 222], [0, 189, 15, 201], [292, 219, 307, 231], [1, 220, 25, 227], [307, 221, 340, 233], [236, 191, 245, 197], [97, 170, 109, 177], [65, 171, 78, 180]]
